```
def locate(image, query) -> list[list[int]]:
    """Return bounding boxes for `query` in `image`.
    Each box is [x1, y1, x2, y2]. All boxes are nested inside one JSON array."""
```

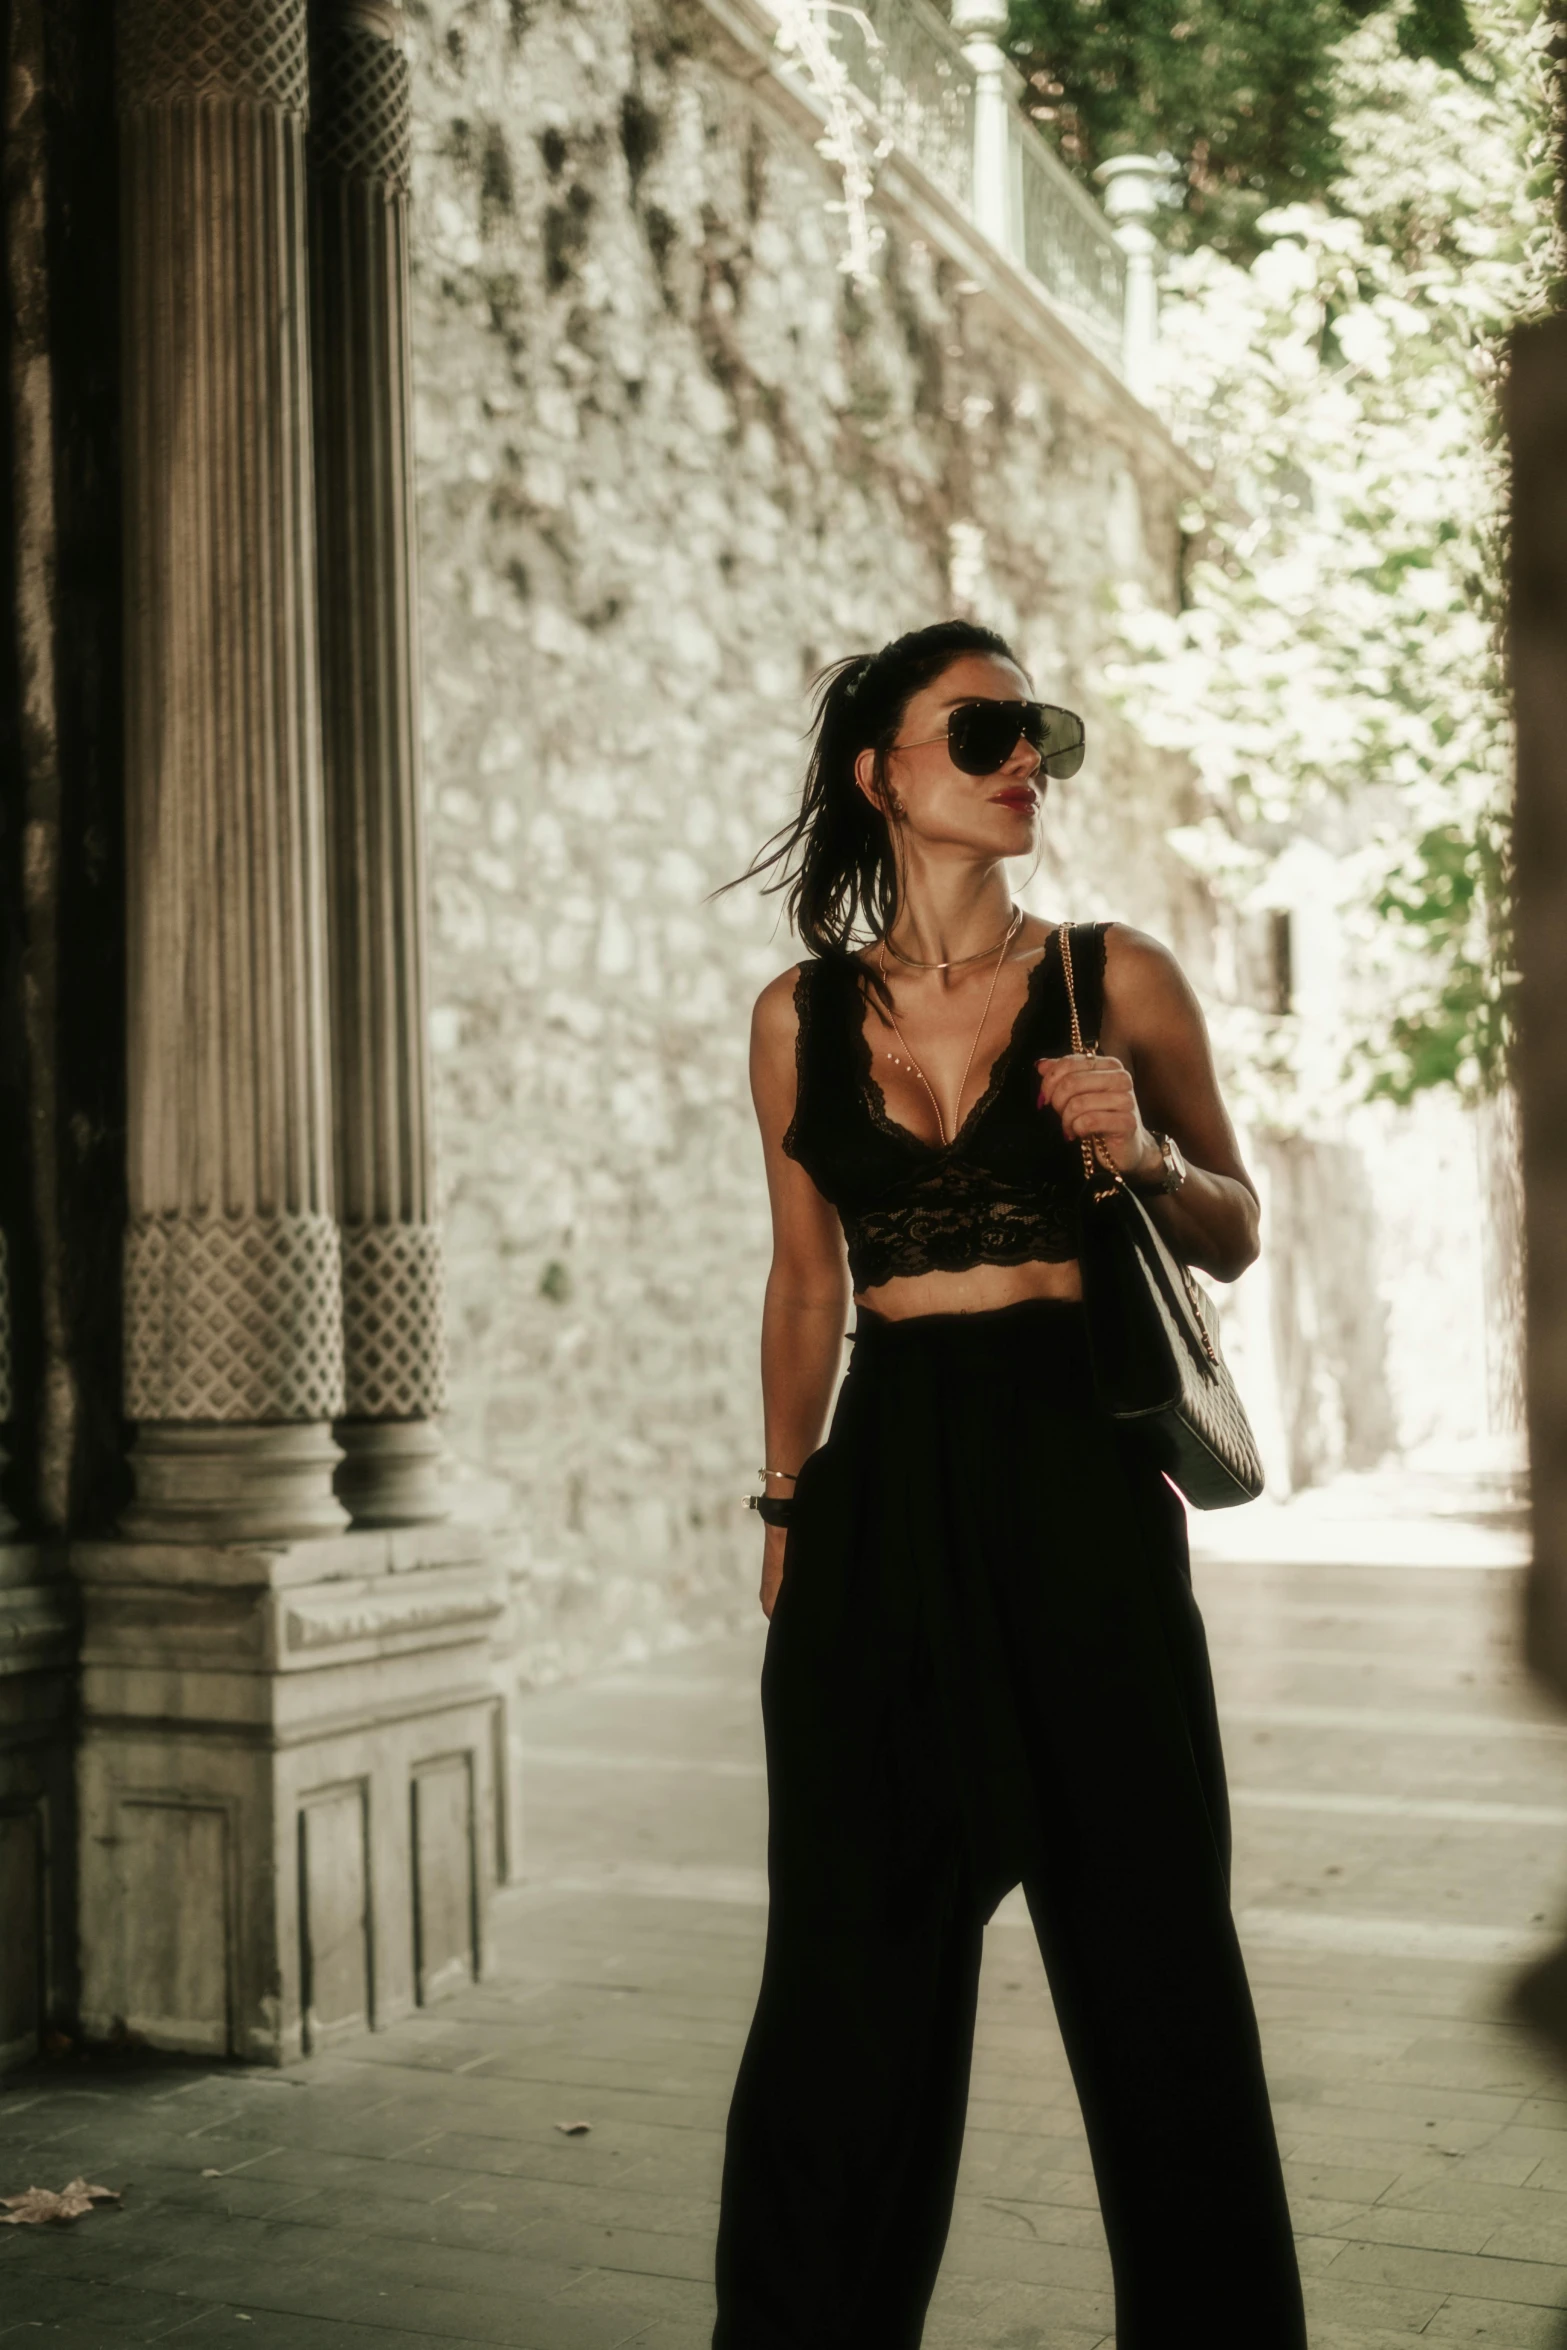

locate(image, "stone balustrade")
[[764, 0, 1166, 390]]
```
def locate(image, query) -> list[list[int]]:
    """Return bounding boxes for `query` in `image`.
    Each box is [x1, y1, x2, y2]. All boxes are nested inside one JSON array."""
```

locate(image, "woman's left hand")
[[1035, 1053, 1160, 1183]]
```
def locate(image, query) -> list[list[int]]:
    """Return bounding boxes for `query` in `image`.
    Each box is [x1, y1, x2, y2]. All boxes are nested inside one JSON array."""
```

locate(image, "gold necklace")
[[876, 907, 1023, 1147], [882, 903, 1021, 972]]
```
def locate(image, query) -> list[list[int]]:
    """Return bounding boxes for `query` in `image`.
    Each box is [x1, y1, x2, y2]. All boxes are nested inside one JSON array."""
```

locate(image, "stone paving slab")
[[6, 1467, 1567, 2348]]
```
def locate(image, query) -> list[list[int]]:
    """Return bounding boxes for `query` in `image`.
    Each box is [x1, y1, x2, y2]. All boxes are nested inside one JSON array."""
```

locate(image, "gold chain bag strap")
[[1057, 923, 1264, 1510]]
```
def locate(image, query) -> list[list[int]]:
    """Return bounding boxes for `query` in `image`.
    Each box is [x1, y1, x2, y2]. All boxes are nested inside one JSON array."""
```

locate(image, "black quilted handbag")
[[1058, 924, 1265, 1511]]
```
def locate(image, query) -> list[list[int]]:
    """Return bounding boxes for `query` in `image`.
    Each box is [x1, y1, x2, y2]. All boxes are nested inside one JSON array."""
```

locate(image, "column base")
[[334, 1418, 449, 1528], [73, 1524, 506, 2064], [1, 1544, 77, 2074], [122, 1423, 349, 1543]]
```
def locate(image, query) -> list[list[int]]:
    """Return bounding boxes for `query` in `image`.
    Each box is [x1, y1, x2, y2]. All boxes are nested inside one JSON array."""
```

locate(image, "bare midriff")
[[853, 1254, 1084, 1321]]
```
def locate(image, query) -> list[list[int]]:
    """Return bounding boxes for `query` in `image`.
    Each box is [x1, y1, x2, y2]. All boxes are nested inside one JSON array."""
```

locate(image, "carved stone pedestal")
[[0, 1545, 77, 2070], [74, 1527, 514, 2063]]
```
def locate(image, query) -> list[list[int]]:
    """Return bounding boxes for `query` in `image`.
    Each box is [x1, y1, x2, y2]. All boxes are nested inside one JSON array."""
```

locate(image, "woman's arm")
[[1035, 925, 1261, 1283], [751, 970, 853, 1617]]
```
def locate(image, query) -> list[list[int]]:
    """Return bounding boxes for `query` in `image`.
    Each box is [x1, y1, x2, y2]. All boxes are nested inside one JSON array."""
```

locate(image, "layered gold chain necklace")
[[882, 909, 1021, 972], [876, 904, 1024, 1147]]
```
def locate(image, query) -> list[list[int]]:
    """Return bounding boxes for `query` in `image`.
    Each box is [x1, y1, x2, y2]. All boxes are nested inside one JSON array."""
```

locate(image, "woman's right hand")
[[760, 1523, 789, 1620]]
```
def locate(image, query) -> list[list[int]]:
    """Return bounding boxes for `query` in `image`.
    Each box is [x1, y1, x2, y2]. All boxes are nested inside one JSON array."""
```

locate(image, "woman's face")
[[856, 653, 1043, 861]]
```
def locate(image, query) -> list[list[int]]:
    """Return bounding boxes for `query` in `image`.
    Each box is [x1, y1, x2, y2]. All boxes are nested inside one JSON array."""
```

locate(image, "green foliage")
[[1102, 0, 1556, 1110], [1392, 0, 1484, 68], [1365, 817, 1515, 1102], [1005, 0, 1477, 252]]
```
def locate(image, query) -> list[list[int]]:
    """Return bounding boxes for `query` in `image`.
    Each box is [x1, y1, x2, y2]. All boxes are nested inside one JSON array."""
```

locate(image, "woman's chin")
[[930, 812, 1039, 858]]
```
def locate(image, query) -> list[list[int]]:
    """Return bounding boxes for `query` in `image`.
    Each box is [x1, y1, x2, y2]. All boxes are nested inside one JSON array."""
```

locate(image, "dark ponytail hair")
[[721, 619, 1024, 985]]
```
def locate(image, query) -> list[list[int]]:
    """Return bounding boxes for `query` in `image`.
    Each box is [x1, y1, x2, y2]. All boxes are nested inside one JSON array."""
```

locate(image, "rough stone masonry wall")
[[407, 0, 1209, 1684]]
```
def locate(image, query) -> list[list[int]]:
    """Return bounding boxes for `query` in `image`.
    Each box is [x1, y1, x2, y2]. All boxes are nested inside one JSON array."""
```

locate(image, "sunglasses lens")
[[947, 701, 1087, 778], [1031, 704, 1086, 780], [947, 702, 1023, 775]]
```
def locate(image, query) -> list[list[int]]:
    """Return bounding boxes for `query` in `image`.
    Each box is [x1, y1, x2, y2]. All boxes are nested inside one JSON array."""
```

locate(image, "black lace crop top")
[[782, 923, 1108, 1292]]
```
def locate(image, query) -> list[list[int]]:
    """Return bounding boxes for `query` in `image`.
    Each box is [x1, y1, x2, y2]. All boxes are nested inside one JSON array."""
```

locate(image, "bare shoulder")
[[750, 963, 811, 1098], [752, 962, 807, 1047], [1102, 922, 1202, 1018]]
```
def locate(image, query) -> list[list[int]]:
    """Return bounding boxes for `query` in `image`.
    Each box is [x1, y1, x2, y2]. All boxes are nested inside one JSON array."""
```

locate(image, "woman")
[[711, 619, 1307, 2350]]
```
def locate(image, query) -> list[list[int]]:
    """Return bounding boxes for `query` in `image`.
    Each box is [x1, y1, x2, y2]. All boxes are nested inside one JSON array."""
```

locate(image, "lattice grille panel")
[[340, 1221, 448, 1419], [309, 18, 411, 193], [125, 1211, 344, 1422], [118, 0, 309, 117]]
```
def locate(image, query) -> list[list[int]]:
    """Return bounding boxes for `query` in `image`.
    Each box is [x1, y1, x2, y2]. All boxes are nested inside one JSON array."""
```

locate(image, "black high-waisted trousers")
[[712, 1298, 1306, 2350]]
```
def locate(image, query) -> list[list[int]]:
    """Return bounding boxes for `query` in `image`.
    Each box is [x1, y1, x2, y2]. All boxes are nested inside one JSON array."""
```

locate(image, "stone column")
[[118, 0, 346, 1542], [71, 0, 508, 2069], [308, 0, 449, 1528], [1094, 156, 1166, 402], [951, 0, 1014, 254], [0, 1236, 14, 1540]]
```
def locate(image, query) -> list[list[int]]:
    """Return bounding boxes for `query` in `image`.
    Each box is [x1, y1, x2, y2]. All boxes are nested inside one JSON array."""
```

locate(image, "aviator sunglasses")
[[897, 698, 1087, 780]]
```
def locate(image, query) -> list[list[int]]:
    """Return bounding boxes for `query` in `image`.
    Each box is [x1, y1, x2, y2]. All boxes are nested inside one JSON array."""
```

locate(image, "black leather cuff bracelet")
[[747, 1493, 795, 1529]]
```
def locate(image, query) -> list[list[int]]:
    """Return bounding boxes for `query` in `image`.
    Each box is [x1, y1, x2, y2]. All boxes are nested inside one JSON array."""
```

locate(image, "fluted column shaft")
[[118, 0, 347, 1540], [309, 0, 448, 1526]]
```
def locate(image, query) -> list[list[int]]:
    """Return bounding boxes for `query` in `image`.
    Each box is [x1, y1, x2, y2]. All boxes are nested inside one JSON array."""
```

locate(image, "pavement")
[[5, 1451, 1567, 2349]]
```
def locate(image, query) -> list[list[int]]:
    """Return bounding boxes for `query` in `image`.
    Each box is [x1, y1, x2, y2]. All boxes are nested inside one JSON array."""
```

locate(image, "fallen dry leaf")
[[553, 2120, 592, 2136], [1, 2178, 121, 2226], [200, 2167, 223, 2178]]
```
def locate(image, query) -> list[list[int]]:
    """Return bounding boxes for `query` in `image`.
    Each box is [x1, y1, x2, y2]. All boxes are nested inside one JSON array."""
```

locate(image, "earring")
[[886, 791, 907, 820]]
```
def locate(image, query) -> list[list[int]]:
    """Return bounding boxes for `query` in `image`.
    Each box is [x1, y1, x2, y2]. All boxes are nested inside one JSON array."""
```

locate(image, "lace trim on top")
[[780, 959, 816, 1164], [780, 936, 1090, 1290], [841, 1156, 1078, 1287], [851, 941, 1054, 1159]]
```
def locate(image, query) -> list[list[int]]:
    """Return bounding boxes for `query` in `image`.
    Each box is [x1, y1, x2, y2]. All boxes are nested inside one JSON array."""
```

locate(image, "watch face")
[[1165, 1135, 1187, 1190]]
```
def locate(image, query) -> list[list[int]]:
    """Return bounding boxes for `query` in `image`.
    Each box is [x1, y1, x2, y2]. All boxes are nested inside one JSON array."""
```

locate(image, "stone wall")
[[408, 0, 1213, 1682]]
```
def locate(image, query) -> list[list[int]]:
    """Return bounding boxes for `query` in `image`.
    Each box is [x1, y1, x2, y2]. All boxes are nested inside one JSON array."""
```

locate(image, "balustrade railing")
[[831, 0, 976, 213], [764, 0, 1148, 388], [1010, 113, 1126, 371]]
